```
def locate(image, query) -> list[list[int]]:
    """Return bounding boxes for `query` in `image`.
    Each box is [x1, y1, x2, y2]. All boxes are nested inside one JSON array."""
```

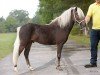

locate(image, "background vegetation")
[[0, 10, 32, 33], [33, 0, 94, 24]]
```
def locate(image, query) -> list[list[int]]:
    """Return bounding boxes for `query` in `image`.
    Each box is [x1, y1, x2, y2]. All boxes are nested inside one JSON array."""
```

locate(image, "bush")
[[71, 25, 80, 35]]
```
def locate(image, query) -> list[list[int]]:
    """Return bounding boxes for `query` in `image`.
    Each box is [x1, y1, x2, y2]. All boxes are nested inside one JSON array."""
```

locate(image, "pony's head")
[[71, 7, 86, 30]]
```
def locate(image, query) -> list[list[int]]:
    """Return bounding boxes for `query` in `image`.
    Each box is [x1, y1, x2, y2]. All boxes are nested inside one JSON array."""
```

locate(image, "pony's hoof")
[[14, 67, 18, 72], [29, 66, 34, 71], [56, 66, 63, 71]]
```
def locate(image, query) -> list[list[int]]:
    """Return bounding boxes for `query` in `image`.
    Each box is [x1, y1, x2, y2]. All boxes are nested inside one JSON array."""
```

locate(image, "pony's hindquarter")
[[13, 27, 21, 71], [13, 25, 34, 71]]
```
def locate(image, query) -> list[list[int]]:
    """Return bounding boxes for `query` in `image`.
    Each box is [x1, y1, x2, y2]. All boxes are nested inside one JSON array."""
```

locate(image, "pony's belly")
[[35, 39, 56, 45], [31, 33, 56, 45]]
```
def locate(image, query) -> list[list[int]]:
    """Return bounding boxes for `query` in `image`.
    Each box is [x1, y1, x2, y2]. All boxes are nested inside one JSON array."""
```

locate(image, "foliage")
[[69, 34, 90, 47], [5, 16, 19, 32], [71, 25, 80, 35], [32, 11, 43, 24], [33, 0, 94, 24], [9, 10, 30, 24], [0, 10, 31, 33], [0, 17, 6, 33]]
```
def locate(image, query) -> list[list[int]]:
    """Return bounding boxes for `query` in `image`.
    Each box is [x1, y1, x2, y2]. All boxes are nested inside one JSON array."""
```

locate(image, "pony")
[[13, 7, 86, 72]]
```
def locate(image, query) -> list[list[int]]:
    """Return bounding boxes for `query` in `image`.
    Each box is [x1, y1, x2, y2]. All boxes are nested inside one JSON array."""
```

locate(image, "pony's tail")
[[13, 27, 21, 71]]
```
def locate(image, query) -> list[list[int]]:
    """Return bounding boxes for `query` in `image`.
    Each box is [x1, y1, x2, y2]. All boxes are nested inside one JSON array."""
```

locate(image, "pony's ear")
[[75, 7, 77, 11]]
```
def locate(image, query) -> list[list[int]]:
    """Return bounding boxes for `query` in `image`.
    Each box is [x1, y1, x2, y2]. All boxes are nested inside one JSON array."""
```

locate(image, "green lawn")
[[0, 33, 16, 60], [69, 34, 90, 47], [69, 34, 100, 49]]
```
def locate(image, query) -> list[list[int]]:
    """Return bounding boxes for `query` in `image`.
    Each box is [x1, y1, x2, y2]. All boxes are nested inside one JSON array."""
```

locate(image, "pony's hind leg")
[[13, 44, 25, 72], [13, 45, 19, 72], [24, 41, 34, 71]]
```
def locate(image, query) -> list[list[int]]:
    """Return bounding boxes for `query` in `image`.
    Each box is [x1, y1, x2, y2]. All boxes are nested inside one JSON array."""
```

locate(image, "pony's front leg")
[[56, 44, 63, 71], [24, 42, 34, 71]]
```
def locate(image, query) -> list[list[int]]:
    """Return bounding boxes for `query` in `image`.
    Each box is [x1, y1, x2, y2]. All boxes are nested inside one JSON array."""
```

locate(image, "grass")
[[0, 33, 16, 60], [69, 34, 100, 49], [69, 34, 90, 47]]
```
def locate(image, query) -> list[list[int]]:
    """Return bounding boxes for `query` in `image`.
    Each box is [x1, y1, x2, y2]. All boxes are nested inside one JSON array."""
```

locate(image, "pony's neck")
[[62, 10, 75, 36], [65, 20, 75, 32], [49, 19, 60, 27]]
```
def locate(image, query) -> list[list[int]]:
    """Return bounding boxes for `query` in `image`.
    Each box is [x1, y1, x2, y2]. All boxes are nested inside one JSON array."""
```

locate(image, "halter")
[[73, 10, 84, 24], [73, 10, 85, 30]]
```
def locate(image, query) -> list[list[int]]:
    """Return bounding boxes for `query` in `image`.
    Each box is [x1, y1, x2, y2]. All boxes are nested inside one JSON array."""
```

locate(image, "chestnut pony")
[[13, 7, 86, 71]]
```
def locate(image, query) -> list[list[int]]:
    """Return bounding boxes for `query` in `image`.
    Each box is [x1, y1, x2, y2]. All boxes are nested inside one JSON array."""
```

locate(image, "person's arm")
[[85, 16, 91, 24], [85, 4, 92, 25]]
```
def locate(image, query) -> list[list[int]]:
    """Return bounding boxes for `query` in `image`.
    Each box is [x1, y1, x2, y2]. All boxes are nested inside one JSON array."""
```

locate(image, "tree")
[[0, 10, 32, 33], [0, 17, 6, 32], [37, 0, 94, 24], [4, 16, 19, 32], [38, 0, 54, 23], [32, 11, 42, 24], [9, 9, 30, 25]]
